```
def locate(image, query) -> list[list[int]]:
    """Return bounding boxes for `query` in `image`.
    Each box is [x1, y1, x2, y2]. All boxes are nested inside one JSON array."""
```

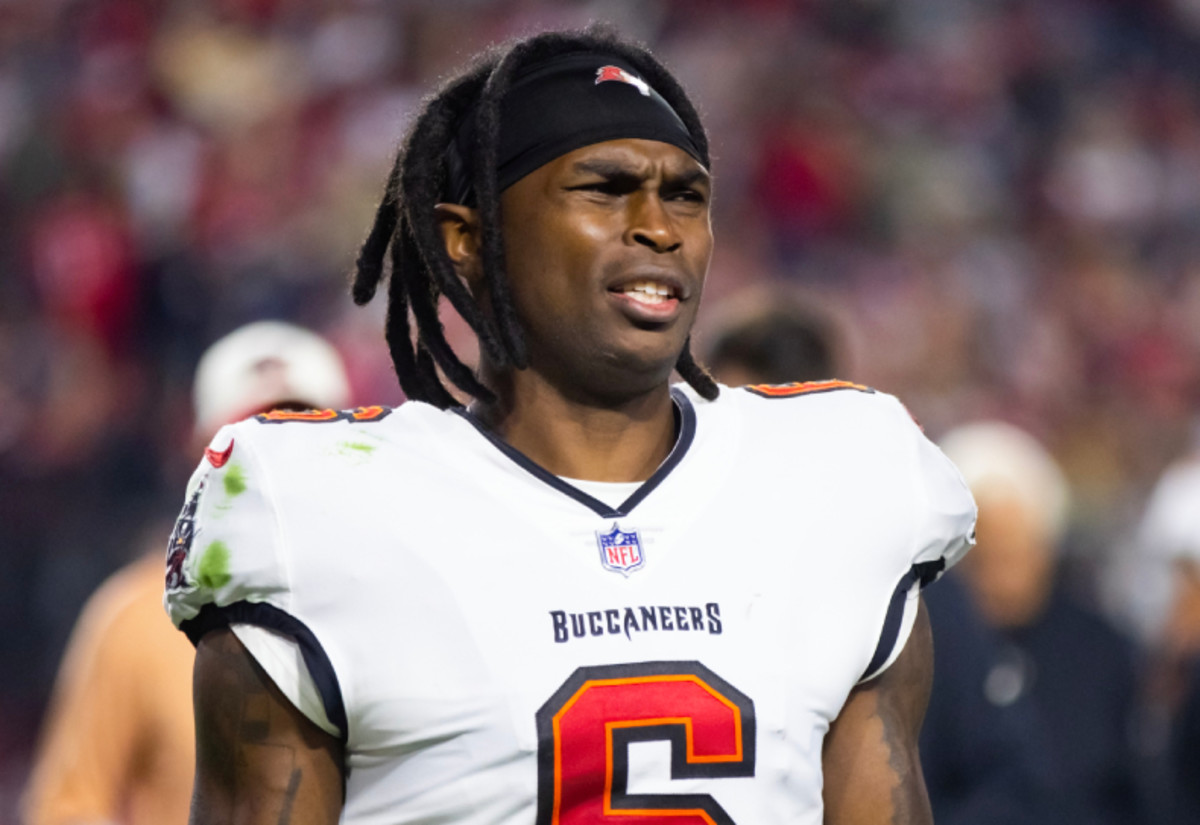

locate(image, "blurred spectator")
[[21, 321, 350, 825], [1131, 451, 1200, 822], [1130, 454, 1200, 658], [1175, 656, 1200, 824], [702, 286, 839, 385], [918, 573, 1051, 825], [942, 421, 1147, 825]]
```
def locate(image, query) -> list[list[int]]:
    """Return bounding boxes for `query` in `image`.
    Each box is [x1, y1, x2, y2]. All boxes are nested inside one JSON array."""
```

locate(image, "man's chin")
[[582, 345, 684, 398]]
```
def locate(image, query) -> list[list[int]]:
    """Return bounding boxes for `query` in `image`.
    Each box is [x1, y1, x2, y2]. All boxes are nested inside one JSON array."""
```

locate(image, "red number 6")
[[535, 661, 756, 825]]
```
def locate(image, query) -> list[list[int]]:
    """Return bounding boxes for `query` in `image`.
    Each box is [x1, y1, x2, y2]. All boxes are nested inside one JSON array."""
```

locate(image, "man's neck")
[[471, 369, 678, 483]]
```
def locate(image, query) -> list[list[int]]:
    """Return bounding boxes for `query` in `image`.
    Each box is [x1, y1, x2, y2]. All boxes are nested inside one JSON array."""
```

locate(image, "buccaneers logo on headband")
[[595, 65, 651, 97], [446, 55, 704, 203]]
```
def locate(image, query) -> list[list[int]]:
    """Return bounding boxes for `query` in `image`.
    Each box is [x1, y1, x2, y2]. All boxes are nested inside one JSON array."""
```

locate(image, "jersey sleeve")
[[860, 396, 977, 683], [163, 425, 347, 737], [908, 408, 977, 578], [164, 423, 290, 631]]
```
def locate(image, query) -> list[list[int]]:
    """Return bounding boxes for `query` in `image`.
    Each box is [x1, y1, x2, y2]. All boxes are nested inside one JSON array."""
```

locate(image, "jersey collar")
[[452, 387, 697, 518]]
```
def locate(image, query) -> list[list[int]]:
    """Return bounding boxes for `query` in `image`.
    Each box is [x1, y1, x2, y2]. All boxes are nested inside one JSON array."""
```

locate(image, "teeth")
[[628, 290, 667, 303], [620, 281, 674, 304]]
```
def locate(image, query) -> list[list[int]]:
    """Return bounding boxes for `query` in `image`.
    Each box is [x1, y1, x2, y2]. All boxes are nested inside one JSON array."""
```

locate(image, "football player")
[[167, 28, 975, 825]]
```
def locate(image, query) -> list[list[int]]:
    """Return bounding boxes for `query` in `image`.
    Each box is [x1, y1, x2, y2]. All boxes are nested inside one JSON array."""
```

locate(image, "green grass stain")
[[223, 464, 247, 497], [197, 541, 232, 590], [340, 441, 376, 455]]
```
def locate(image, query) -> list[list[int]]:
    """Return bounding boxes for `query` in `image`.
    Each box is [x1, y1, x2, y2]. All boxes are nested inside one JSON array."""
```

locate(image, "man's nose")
[[626, 193, 681, 252]]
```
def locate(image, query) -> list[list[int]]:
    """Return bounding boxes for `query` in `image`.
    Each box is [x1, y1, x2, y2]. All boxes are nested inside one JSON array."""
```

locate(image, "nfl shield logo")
[[596, 522, 645, 576]]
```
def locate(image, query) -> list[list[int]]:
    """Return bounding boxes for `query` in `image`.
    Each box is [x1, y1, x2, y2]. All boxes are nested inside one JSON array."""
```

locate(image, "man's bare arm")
[[191, 628, 344, 825], [822, 598, 934, 825]]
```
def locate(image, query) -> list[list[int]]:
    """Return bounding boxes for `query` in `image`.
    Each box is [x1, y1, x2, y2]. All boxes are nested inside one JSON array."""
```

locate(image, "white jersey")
[[165, 381, 975, 825]]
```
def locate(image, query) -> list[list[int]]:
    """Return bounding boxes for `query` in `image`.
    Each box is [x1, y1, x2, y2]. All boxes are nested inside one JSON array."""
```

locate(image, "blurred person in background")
[[21, 321, 350, 825], [704, 286, 1049, 825], [703, 286, 840, 386], [1174, 655, 1200, 823], [1132, 449, 1200, 822], [941, 422, 1147, 825]]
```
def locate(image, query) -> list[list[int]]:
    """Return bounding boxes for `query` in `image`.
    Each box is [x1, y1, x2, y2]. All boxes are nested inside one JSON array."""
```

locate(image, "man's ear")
[[435, 203, 483, 291]]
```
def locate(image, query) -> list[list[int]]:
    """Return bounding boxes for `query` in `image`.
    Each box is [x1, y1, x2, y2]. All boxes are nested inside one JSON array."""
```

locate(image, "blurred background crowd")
[[3, 0, 1200, 821]]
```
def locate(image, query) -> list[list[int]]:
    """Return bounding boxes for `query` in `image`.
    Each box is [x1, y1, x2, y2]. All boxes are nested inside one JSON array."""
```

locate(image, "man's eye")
[[571, 174, 641, 195], [569, 181, 619, 196]]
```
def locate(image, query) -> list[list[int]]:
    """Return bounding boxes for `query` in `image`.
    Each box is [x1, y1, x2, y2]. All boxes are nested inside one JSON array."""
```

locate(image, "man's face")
[[960, 488, 1056, 628], [496, 138, 713, 401]]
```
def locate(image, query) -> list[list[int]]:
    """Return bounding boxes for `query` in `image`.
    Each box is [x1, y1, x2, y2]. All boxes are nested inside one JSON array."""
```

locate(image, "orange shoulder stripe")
[[743, 379, 872, 398], [254, 406, 393, 424]]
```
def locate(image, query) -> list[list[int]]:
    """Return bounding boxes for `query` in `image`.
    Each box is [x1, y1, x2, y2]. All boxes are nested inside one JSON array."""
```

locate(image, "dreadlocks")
[[351, 27, 719, 408]]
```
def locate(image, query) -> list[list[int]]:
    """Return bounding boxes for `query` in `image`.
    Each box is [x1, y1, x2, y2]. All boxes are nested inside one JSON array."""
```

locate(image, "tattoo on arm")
[[191, 628, 344, 825], [882, 603, 933, 820], [278, 769, 302, 825], [823, 599, 934, 825]]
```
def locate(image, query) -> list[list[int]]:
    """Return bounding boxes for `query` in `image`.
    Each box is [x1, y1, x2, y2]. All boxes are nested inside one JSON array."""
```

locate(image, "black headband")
[[444, 51, 705, 205]]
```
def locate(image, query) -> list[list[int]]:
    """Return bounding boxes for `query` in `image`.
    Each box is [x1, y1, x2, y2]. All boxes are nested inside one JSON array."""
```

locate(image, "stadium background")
[[1, 0, 1199, 817]]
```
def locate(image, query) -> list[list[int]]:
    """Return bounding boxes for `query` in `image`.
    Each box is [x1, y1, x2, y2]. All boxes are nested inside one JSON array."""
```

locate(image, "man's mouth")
[[612, 280, 680, 306]]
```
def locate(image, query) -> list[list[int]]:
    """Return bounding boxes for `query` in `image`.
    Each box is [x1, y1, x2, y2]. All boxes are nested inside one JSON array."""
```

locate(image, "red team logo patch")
[[204, 439, 234, 468], [595, 65, 651, 96], [596, 523, 645, 576]]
